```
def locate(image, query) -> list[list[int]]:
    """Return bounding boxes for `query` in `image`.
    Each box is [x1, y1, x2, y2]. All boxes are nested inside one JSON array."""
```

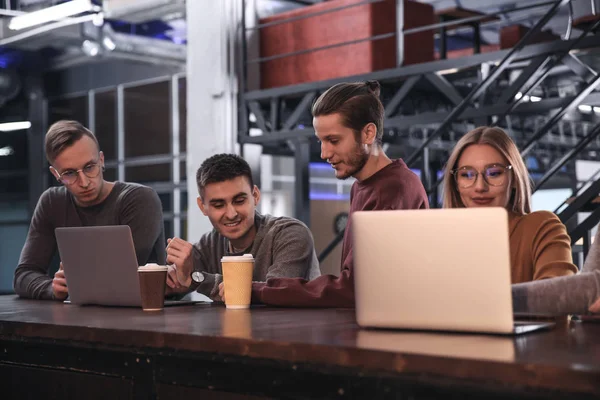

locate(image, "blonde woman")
[[442, 126, 577, 283]]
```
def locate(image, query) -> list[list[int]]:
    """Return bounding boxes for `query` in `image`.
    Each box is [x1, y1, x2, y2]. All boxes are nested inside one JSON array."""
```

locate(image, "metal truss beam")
[[495, 18, 600, 126], [521, 75, 600, 156], [270, 97, 280, 132], [562, 53, 598, 83], [240, 128, 314, 144], [385, 92, 600, 130], [423, 73, 463, 106], [404, 0, 570, 167], [558, 177, 600, 223], [497, 55, 550, 104], [243, 31, 600, 103], [384, 75, 421, 118], [282, 91, 317, 131], [241, 92, 600, 145], [534, 123, 600, 191], [248, 100, 268, 132], [568, 206, 600, 257]]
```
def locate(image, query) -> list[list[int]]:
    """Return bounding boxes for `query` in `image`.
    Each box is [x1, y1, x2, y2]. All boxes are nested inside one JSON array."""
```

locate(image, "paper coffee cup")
[[221, 254, 254, 309], [137, 264, 168, 311]]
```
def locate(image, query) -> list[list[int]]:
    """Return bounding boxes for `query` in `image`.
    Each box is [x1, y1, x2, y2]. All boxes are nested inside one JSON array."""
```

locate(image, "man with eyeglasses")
[[13, 120, 166, 300]]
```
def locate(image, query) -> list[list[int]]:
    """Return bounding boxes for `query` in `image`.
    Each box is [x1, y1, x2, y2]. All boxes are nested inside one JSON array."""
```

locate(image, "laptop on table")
[[353, 207, 553, 335], [55, 225, 207, 307]]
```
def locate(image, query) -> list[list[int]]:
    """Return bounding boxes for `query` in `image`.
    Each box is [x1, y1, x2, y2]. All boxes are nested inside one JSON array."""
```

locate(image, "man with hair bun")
[[222, 80, 429, 308]]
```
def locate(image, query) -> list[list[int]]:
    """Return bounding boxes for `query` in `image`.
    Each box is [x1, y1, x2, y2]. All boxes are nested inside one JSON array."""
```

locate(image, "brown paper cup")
[[222, 255, 254, 309], [137, 264, 168, 311]]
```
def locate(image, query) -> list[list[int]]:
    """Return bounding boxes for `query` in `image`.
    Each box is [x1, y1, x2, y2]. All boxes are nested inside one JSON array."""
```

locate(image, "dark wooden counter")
[[1, 295, 600, 399]]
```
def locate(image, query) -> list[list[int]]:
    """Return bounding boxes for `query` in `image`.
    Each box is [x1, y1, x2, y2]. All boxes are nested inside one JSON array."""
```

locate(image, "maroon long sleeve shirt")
[[252, 159, 429, 308]]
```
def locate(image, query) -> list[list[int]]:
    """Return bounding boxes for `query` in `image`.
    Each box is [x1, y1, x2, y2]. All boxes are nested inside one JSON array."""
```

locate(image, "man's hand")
[[218, 282, 225, 303], [165, 264, 190, 295], [589, 297, 600, 314], [166, 237, 194, 287], [52, 262, 68, 300]]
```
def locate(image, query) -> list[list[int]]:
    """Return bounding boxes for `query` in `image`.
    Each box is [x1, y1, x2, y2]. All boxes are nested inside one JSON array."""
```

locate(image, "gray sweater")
[[512, 227, 600, 315], [14, 182, 166, 300], [191, 213, 321, 300]]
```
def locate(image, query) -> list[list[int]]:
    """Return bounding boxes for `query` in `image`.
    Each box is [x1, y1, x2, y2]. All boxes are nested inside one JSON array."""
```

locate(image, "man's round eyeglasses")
[[451, 164, 512, 189], [56, 163, 102, 185]]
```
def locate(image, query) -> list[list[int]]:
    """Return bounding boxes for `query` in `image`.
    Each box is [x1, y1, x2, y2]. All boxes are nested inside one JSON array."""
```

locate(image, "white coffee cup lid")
[[138, 263, 168, 272], [221, 254, 254, 263]]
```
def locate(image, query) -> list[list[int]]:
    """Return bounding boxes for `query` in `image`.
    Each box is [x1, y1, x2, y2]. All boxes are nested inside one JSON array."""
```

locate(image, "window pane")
[[48, 96, 88, 126], [126, 163, 171, 183], [179, 77, 187, 153], [95, 90, 117, 161], [124, 81, 170, 158]]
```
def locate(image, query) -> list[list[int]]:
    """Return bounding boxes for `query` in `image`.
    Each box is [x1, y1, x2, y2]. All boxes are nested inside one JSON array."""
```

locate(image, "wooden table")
[[1, 295, 600, 399]]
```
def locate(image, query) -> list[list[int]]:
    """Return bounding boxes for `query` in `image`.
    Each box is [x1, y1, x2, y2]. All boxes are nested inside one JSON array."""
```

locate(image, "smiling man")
[[165, 153, 320, 300], [14, 120, 166, 300]]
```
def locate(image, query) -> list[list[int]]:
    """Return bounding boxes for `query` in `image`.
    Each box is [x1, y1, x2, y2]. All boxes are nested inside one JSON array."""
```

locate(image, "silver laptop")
[[55, 225, 204, 307], [353, 208, 553, 335]]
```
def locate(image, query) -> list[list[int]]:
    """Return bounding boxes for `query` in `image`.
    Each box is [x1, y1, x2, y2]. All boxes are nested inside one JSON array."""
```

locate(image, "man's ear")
[[197, 196, 207, 216], [252, 185, 261, 206], [362, 122, 377, 145], [49, 166, 60, 181]]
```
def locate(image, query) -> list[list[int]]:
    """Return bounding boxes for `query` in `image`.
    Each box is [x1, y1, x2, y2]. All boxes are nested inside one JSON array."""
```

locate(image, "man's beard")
[[337, 142, 369, 180]]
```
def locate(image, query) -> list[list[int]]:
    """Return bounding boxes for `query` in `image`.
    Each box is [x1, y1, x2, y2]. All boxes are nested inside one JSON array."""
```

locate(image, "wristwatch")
[[191, 271, 205, 283]]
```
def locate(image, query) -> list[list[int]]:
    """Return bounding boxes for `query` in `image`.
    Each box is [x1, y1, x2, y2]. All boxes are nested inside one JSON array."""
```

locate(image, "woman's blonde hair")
[[442, 126, 532, 215]]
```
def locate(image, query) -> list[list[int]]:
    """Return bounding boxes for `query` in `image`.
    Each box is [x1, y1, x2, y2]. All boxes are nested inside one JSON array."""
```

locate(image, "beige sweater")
[[509, 210, 578, 284]]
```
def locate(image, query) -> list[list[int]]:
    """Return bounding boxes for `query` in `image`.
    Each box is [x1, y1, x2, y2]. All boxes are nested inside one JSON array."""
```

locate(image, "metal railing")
[[239, 0, 600, 264]]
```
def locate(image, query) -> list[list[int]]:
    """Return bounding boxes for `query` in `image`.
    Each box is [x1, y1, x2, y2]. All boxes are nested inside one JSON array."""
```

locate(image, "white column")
[[186, 0, 240, 240]]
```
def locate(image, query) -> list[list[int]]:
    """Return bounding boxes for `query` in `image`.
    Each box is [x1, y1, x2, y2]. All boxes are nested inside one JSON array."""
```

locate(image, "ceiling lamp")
[[0, 121, 31, 132], [9, 0, 97, 31]]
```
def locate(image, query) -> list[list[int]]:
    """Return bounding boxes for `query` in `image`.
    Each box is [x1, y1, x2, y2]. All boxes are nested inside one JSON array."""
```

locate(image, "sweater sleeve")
[[266, 221, 320, 280], [582, 227, 600, 274], [13, 190, 57, 300], [530, 212, 578, 280], [252, 227, 354, 308], [512, 271, 600, 315], [119, 186, 165, 265], [190, 232, 225, 301], [252, 268, 354, 308]]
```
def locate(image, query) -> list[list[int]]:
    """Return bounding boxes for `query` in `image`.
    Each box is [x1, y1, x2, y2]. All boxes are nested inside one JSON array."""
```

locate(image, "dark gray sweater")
[[191, 213, 321, 300], [512, 227, 600, 315], [13, 182, 166, 300]]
